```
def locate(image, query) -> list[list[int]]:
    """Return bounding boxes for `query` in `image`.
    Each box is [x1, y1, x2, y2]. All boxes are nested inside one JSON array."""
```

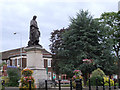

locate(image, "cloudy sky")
[[0, 0, 119, 52]]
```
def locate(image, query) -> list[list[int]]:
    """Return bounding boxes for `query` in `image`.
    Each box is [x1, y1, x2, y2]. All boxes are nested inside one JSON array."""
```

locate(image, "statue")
[[28, 15, 40, 46]]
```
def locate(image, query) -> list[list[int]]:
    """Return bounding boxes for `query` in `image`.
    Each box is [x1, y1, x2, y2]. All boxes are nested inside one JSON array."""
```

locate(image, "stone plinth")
[[24, 46, 47, 88]]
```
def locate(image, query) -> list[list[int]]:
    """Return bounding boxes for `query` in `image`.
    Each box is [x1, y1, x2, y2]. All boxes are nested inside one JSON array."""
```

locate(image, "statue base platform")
[[24, 46, 47, 88]]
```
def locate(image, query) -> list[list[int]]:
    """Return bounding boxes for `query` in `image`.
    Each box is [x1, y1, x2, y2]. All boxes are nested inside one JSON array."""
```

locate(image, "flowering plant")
[[19, 76, 35, 88], [73, 70, 82, 79], [19, 68, 36, 89], [102, 77, 114, 86], [21, 68, 33, 76], [73, 70, 82, 76], [72, 70, 83, 88]]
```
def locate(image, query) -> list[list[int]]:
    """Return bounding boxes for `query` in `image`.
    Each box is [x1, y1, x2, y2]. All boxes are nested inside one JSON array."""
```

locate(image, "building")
[[1, 47, 54, 80]]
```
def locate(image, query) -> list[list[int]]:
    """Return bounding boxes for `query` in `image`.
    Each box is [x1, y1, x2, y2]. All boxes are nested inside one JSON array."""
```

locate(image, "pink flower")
[[73, 75, 76, 78], [29, 76, 31, 79], [73, 70, 80, 73]]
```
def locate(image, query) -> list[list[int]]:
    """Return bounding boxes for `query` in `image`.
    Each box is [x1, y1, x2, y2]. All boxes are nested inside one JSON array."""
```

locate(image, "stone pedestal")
[[24, 46, 47, 88]]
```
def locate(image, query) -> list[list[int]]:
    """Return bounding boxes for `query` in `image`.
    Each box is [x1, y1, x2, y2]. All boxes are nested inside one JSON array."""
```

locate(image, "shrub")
[[91, 68, 106, 77], [88, 75, 103, 86], [7, 67, 21, 87], [88, 68, 105, 86], [103, 77, 114, 86]]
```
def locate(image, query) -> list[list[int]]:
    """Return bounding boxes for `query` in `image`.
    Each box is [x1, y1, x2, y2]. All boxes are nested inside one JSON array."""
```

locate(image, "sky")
[[0, 0, 119, 52]]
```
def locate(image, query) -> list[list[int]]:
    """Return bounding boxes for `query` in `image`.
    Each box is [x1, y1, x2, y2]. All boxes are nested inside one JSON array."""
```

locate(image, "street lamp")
[[14, 32, 22, 69]]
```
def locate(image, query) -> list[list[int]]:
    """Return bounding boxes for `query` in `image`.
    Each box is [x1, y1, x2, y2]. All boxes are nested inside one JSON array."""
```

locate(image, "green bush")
[[91, 68, 106, 77], [87, 68, 106, 86], [87, 75, 103, 86], [7, 67, 21, 87]]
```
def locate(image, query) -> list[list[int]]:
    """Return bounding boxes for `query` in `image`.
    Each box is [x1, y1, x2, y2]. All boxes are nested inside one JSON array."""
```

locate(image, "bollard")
[[114, 79, 116, 89], [96, 78, 98, 90], [45, 80, 47, 90], [58, 80, 61, 90], [80, 79, 82, 90], [29, 80, 31, 90], [75, 79, 82, 90], [70, 79, 72, 90], [119, 79, 120, 89], [89, 78, 91, 90], [102, 78, 105, 90], [109, 78, 111, 90]]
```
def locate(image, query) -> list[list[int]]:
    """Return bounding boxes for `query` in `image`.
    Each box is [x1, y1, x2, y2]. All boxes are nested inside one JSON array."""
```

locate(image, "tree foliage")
[[97, 12, 119, 75], [49, 10, 117, 78]]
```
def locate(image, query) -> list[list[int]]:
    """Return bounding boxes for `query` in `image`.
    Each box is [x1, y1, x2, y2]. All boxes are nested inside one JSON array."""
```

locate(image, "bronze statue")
[[28, 15, 40, 46]]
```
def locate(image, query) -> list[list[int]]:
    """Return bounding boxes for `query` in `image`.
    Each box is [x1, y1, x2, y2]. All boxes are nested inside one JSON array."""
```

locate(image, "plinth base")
[[24, 46, 47, 88], [26, 67, 47, 88]]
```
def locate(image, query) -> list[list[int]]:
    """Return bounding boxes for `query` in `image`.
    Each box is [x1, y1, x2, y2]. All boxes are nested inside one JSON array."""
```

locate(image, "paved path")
[[4, 86, 120, 90]]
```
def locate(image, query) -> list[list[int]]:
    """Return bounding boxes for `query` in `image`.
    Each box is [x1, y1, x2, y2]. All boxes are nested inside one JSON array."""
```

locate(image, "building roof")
[[1, 47, 52, 60]]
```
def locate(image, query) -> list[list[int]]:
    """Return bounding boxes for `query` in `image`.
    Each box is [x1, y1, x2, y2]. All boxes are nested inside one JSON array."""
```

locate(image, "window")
[[7, 60, 10, 66], [12, 59, 15, 66], [17, 58, 20, 67], [48, 59, 51, 67]]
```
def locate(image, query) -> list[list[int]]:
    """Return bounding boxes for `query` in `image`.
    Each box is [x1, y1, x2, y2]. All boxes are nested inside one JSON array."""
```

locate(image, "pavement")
[[3, 86, 120, 90]]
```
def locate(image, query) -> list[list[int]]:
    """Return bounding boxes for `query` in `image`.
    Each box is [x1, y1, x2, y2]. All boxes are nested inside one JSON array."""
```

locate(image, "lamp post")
[[14, 32, 22, 69]]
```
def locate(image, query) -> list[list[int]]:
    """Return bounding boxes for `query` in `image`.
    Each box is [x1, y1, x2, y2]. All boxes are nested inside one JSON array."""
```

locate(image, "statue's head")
[[33, 15, 37, 20]]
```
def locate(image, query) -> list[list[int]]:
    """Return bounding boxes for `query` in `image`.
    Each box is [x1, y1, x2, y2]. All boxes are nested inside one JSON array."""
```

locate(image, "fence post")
[[70, 79, 72, 90], [59, 80, 61, 90], [80, 79, 82, 90], [102, 78, 105, 90], [119, 79, 120, 88], [96, 78, 98, 90], [75, 79, 82, 90], [109, 78, 111, 90], [89, 78, 91, 90], [29, 80, 31, 90], [45, 80, 47, 90], [114, 79, 116, 89]]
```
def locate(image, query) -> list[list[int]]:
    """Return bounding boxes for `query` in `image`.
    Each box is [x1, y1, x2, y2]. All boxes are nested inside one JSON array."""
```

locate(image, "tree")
[[50, 10, 117, 85], [50, 10, 102, 82], [97, 11, 119, 78], [49, 28, 68, 75]]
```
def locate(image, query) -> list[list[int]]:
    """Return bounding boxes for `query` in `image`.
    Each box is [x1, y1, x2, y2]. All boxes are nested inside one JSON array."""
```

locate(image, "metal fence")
[[1, 78, 120, 90]]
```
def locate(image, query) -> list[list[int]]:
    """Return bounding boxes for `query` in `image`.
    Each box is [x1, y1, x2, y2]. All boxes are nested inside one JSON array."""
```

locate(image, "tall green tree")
[[50, 10, 117, 85], [97, 11, 119, 78]]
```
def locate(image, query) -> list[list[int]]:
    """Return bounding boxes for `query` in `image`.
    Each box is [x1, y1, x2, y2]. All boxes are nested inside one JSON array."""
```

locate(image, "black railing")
[[1, 78, 120, 90]]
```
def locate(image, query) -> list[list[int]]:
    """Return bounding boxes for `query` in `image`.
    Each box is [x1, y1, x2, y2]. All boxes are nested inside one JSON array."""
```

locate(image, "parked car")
[[55, 80, 70, 84]]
